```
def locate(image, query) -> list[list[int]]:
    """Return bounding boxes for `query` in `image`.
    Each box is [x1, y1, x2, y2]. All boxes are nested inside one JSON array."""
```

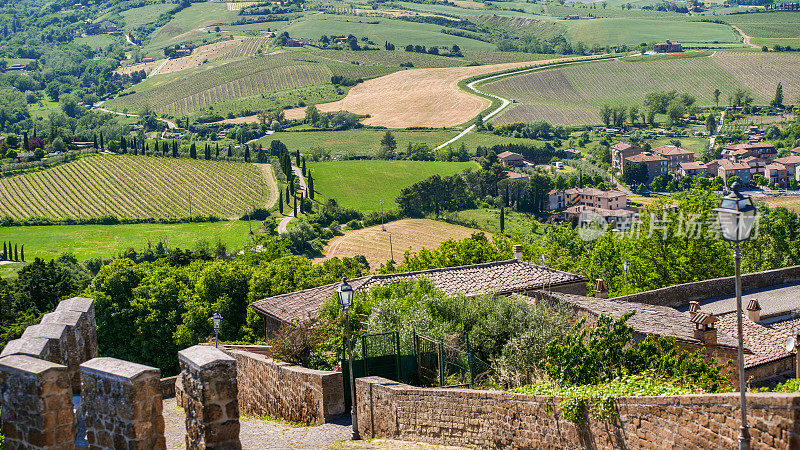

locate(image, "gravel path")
[[163, 398, 465, 449]]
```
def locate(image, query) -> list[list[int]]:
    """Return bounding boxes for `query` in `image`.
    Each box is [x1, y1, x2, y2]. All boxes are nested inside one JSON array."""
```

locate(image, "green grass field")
[[74, 34, 119, 50], [121, 3, 175, 29], [308, 160, 478, 211], [0, 221, 256, 267], [441, 208, 544, 237], [726, 11, 800, 38], [483, 52, 800, 125], [0, 155, 276, 220], [145, 2, 239, 54], [282, 14, 496, 51], [563, 18, 740, 47]]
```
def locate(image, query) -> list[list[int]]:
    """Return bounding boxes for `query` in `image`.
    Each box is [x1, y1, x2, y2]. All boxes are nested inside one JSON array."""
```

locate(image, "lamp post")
[[714, 182, 757, 450], [212, 310, 222, 348], [623, 260, 630, 301], [337, 278, 360, 440]]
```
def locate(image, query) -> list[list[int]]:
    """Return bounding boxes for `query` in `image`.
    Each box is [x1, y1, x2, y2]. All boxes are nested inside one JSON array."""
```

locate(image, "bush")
[[241, 208, 270, 221], [267, 322, 324, 368], [346, 219, 361, 230]]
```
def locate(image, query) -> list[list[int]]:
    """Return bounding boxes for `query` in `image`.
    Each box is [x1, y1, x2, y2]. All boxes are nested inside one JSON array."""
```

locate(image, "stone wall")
[[356, 376, 800, 449], [620, 265, 800, 308], [0, 354, 75, 450], [80, 357, 166, 449], [225, 348, 344, 424], [179, 345, 241, 449]]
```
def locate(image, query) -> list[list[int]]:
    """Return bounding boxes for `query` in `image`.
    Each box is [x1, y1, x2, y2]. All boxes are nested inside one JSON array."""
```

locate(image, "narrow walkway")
[[277, 165, 306, 234], [731, 25, 759, 48]]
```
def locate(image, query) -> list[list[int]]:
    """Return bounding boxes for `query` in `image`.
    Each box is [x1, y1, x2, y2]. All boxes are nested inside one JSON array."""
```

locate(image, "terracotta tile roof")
[[250, 260, 588, 325], [497, 151, 524, 160], [566, 187, 625, 199], [717, 312, 799, 368], [626, 153, 666, 163], [505, 171, 529, 180], [718, 159, 750, 170], [775, 156, 800, 166], [653, 145, 695, 157], [547, 293, 739, 349], [725, 142, 776, 151], [679, 161, 706, 170], [611, 142, 640, 152]]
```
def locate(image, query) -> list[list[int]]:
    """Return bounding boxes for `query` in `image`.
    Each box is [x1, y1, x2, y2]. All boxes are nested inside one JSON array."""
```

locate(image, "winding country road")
[[731, 25, 760, 49], [94, 101, 178, 129], [277, 166, 307, 234]]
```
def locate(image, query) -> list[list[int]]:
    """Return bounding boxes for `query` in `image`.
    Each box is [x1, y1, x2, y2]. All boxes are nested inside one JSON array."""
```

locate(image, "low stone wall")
[[356, 376, 800, 449], [80, 357, 166, 449], [160, 375, 178, 398], [0, 354, 75, 450], [179, 345, 241, 449], [620, 265, 800, 308], [225, 349, 345, 425]]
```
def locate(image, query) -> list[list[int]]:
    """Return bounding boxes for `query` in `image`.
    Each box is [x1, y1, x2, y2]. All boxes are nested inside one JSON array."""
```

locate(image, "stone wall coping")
[[41, 310, 84, 327], [358, 376, 800, 407], [0, 354, 67, 376], [22, 322, 69, 340], [80, 357, 160, 382], [225, 348, 339, 377], [56, 296, 94, 313], [0, 337, 51, 358], [179, 345, 235, 371]]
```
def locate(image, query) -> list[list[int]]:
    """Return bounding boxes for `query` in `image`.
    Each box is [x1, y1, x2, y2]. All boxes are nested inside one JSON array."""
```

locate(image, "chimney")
[[513, 245, 523, 262], [595, 279, 608, 299], [691, 312, 718, 345], [689, 301, 700, 317], [747, 299, 761, 323]]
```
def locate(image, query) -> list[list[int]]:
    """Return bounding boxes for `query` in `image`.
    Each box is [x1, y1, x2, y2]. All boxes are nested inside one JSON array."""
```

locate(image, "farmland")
[[120, 3, 175, 30], [563, 18, 740, 47], [0, 220, 256, 266], [106, 52, 399, 116], [144, 2, 240, 55], [320, 218, 481, 269], [481, 52, 800, 125], [308, 160, 478, 211], [725, 12, 800, 38], [0, 155, 277, 220]]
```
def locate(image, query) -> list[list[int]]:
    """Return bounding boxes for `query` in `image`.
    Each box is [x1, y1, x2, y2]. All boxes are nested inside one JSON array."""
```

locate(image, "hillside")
[[0, 155, 277, 220]]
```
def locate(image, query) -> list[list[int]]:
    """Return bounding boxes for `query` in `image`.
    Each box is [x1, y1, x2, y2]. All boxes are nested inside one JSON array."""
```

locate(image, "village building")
[[677, 161, 708, 178], [722, 142, 777, 161], [623, 152, 668, 182], [773, 155, 800, 181], [548, 189, 565, 211], [611, 142, 642, 170], [565, 187, 626, 210], [654, 40, 682, 53], [497, 151, 526, 168], [250, 257, 589, 337], [717, 159, 752, 185], [504, 171, 529, 182], [652, 145, 695, 173], [765, 162, 790, 188]]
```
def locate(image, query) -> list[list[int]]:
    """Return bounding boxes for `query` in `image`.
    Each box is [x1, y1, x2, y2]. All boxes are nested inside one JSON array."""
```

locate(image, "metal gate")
[[342, 331, 402, 411], [414, 331, 493, 388]]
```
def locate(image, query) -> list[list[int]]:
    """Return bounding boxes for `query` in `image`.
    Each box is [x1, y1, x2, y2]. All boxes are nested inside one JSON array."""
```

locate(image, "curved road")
[[94, 101, 177, 129], [277, 166, 307, 234]]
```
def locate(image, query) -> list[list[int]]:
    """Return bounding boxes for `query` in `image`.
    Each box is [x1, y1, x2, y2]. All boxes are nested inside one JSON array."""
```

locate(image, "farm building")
[[505, 171, 529, 182], [285, 38, 304, 47], [250, 257, 589, 337], [654, 40, 682, 53], [548, 189, 565, 211], [497, 151, 526, 167]]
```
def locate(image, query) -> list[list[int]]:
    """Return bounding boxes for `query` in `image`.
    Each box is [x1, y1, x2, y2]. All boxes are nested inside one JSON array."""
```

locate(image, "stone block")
[[56, 296, 98, 360], [0, 337, 59, 362], [0, 354, 75, 450]]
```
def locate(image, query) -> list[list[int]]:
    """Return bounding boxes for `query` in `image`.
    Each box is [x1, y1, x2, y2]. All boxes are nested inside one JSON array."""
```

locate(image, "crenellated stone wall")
[[178, 345, 241, 449], [0, 354, 75, 450], [80, 357, 166, 450], [356, 376, 800, 449], [225, 348, 345, 425]]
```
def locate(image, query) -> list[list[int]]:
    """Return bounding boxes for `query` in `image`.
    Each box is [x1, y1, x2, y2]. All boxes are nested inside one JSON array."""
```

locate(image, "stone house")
[[611, 142, 642, 170], [652, 145, 695, 173], [497, 150, 526, 168], [717, 159, 752, 185], [250, 255, 589, 338], [504, 171, 529, 182], [677, 161, 708, 178], [624, 152, 668, 182], [548, 189, 565, 211], [565, 187, 627, 210], [722, 142, 777, 161], [765, 162, 790, 187], [654, 40, 682, 53], [774, 155, 800, 181]]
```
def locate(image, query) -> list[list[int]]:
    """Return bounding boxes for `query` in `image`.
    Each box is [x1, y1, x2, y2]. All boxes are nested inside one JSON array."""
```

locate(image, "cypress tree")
[[302, 157, 306, 176], [2, 242, 6, 260], [295, 150, 300, 167], [244, 145, 251, 162], [173, 141, 178, 157], [120, 137, 127, 154], [190, 143, 197, 159], [144, 142, 148, 155], [24, 131, 29, 151], [205, 143, 211, 160], [286, 185, 291, 205], [293, 193, 297, 217], [279, 191, 283, 214], [14, 244, 17, 261], [308, 172, 314, 199], [20, 244, 23, 262], [500, 207, 505, 233], [227, 145, 232, 158], [216, 143, 219, 159], [99, 133, 104, 150], [133, 145, 138, 156]]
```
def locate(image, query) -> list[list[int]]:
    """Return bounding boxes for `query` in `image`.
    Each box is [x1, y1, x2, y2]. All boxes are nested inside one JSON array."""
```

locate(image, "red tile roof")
[[497, 151, 524, 160], [250, 260, 588, 326], [653, 145, 694, 157], [626, 153, 666, 163], [717, 312, 798, 368]]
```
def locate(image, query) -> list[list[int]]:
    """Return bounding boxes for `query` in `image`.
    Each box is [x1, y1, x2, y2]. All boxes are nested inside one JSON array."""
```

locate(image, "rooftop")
[[497, 151, 524, 160], [626, 153, 666, 163], [250, 259, 588, 325], [566, 187, 626, 198], [653, 145, 694, 157], [611, 142, 640, 152], [682, 282, 800, 319], [717, 312, 798, 368], [679, 161, 707, 170]]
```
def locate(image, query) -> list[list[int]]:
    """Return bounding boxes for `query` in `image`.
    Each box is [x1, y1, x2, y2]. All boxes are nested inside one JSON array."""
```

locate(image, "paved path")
[[277, 166, 307, 234], [148, 58, 170, 77], [94, 101, 177, 129]]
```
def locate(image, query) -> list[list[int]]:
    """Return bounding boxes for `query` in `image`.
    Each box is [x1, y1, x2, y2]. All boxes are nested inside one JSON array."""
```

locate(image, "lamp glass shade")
[[337, 278, 354, 310], [212, 311, 222, 331], [714, 185, 756, 243]]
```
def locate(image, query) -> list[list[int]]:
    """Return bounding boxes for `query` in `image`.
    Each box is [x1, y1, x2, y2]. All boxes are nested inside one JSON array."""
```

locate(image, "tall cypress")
[[244, 145, 251, 162], [99, 133, 104, 150], [295, 150, 300, 167], [14, 244, 17, 261], [293, 193, 297, 217], [205, 143, 211, 160], [278, 191, 283, 214], [173, 141, 178, 157], [301, 157, 306, 176], [190, 143, 196, 159], [120, 137, 127, 154], [308, 172, 314, 199], [286, 185, 291, 205], [24, 131, 29, 151], [215, 143, 219, 159], [500, 207, 505, 233], [20, 244, 23, 262], [227, 145, 232, 158]]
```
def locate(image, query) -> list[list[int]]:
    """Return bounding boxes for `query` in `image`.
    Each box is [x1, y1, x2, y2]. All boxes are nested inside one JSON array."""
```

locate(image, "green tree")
[[244, 145, 251, 162], [599, 104, 612, 127], [713, 89, 721, 108], [772, 82, 784, 108], [706, 113, 716, 135], [308, 171, 314, 199], [279, 190, 283, 214], [378, 130, 397, 159], [190, 143, 196, 159], [500, 206, 505, 233]]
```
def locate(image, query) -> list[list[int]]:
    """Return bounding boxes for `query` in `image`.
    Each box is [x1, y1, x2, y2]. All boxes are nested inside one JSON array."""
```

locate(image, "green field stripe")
[[140, 157, 229, 216], [68, 157, 124, 217], [12, 171, 58, 218]]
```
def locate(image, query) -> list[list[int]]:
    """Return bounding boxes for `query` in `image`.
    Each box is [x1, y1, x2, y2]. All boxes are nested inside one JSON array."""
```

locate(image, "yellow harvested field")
[[319, 219, 481, 269], [452, 0, 484, 7], [760, 195, 800, 213], [284, 55, 599, 128], [116, 59, 164, 76], [157, 39, 241, 74]]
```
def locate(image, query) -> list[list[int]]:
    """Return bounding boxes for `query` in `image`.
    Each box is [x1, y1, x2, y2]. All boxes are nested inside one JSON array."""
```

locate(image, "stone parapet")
[[80, 357, 166, 450], [356, 376, 800, 449], [56, 296, 99, 361], [225, 349, 344, 425], [178, 345, 241, 450], [0, 336, 60, 363], [0, 354, 75, 450]]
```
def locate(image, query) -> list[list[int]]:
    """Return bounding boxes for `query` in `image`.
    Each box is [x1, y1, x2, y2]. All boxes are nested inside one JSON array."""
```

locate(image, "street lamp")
[[212, 310, 222, 348], [337, 278, 360, 440], [623, 260, 630, 301], [714, 182, 757, 450]]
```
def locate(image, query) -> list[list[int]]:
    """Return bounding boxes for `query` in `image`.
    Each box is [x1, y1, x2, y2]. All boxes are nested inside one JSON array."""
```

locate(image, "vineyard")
[[482, 52, 800, 125], [0, 155, 276, 220], [222, 38, 270, 59], [725, 12, 800, 38], [106, 52, 399, 116]]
